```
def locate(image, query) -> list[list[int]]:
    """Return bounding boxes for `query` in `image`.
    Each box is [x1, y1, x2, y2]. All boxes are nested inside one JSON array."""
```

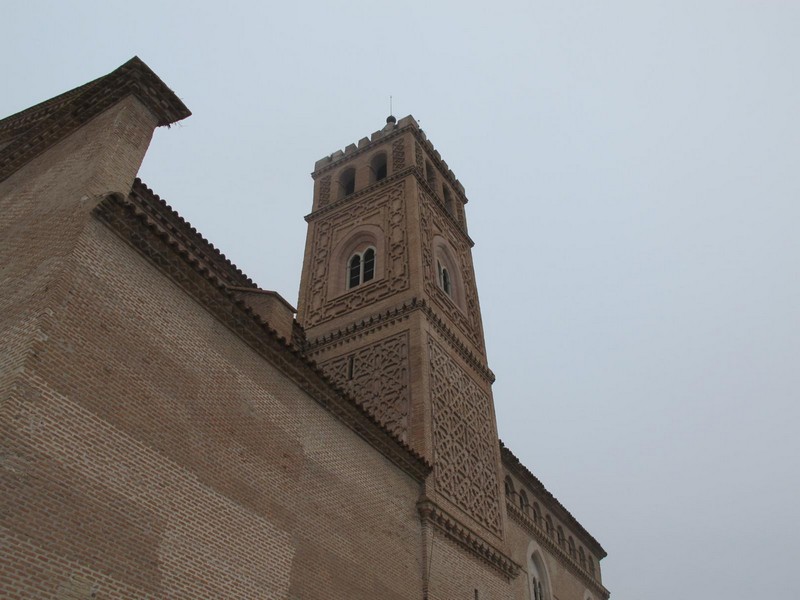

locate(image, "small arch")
[[568, 536, 577, 560], [339, 167, 356, 198], [587, 556, 596, 578], [437, 260, 451, 296], [532, 502, 541, 524], [579, 546, 587, 570], [557, 526, 565, 549], [504, 476, 515, 498], [432, 236, 464, 310], [518, 490, 530, 514], [370, 152, 388, 182], [347, 246, 377, 289], [329, 225, 385, 298], [527, 542, 552, 600], [425, 160, 436, 189], [442, 186, 454, 215], [545, 515, 554, 538]]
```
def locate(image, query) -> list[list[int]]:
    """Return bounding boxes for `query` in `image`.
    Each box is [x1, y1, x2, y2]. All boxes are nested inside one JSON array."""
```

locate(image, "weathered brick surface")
[[1, 61, 610, 600]]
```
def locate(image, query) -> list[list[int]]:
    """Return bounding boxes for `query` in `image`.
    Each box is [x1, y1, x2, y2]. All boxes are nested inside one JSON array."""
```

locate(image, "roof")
[[500, 441, 607, 558], [0, 56, 191, 183]]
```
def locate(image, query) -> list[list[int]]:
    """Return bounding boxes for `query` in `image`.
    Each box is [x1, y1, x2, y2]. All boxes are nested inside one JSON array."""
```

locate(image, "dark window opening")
[[372, 153, 388, 182], [363, 248, 375, 282], [340, 167, 356, 197], [425, 160, 436, 189], [347, 355, 355, 380], [348, 248, 377, 289], [349, 254, 361, 288], [443, 187, 454, 215], [437, 260, 452, 296]]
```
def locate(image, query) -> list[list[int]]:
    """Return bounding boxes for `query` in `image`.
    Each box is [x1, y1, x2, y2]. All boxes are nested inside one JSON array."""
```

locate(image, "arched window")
[[587, 556, 596, 578], [557, 526, 565, 549], [347, 247, 376, 289], [519, 490, 530, 514], [568, 536, 577, 560], [504, 476, 515, 499], [339, 167, 356, 197], [579, 547, 587, 569], [532, 502, 541, 525], [443, 186, 454, 215], [437, 260, 451, 296], [371, 152, 388, 182], [528, 550, 551, 600], [425, 160, 436, 189], [545, 515, 554, 538]]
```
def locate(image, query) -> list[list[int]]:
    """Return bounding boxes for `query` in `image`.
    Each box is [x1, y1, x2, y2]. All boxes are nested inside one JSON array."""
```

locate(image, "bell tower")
[[297, 116, 508, 545]]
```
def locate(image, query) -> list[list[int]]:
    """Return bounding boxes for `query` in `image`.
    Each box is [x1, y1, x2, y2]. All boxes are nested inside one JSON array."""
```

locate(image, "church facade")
[[0, 58, 610, 600]]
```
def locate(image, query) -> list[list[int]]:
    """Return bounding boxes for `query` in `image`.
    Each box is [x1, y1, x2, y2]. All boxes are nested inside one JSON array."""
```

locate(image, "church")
[[0, 58, 610, 600]]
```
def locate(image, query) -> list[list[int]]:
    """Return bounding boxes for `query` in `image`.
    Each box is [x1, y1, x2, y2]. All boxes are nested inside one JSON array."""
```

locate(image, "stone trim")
[[93, 192, 431, 483], [417, 498, 521, 580], [507, 502, 610, 599], [501, 442, 606, 558]]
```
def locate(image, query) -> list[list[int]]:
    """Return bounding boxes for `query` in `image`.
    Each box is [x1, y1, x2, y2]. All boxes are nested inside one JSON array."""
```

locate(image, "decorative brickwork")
[[415, 142, 425, 174], [302, 181, 409, 327], [319, 331, 410, 441], [392, 138, 405, 171], [318, 175, 331, 208], [419, 191, 483, 350], [428, 335, 501, 533]]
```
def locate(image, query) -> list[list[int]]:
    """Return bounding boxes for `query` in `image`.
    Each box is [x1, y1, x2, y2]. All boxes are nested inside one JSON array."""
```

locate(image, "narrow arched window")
[[545, 515, 554, 538], [504, 476, 515, 498], [347, 247, 377, 289], [339, 167, 356, 197], [519, 490, 530, 513], [425, 160, 436, 189], [371, 153, 388, 182], [532, 502, 541, 524], [437, 260, 451, 296], [568, 537, 577, 559], [588, 556, 596, 577], [557, 526, 565, 549], [443, 186, 454, 215], [363, 248, 375, 282], [579, 547, 587, 569], [349, 254, 362, 288]]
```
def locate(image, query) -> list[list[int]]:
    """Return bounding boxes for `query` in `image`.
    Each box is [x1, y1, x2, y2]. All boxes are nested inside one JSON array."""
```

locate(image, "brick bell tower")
[[297, 116, 509, 550]]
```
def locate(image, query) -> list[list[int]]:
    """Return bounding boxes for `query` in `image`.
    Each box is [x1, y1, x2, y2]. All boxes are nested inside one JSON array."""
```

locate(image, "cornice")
[[418, 498, 521, 580], [93, 191, 431, 484], [0, 57, 190, 184], [303, 297, 495, 384], [506, 502, 609, 599], [500, 442, 606, 559]]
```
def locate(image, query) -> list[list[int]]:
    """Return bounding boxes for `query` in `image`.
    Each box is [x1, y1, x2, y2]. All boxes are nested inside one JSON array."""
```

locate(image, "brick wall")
[[1, 100, 425, 599]]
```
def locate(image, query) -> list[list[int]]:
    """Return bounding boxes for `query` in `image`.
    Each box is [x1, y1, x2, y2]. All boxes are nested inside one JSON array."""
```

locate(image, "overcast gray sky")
[[4, 1, 799, 598]]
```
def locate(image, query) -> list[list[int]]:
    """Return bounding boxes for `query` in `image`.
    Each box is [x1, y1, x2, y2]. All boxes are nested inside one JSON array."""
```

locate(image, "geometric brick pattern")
[[428, 335, 501, 533], [419, 192, 484, 350], [302, 181, 409, 327], [319, 331, 410, 441]]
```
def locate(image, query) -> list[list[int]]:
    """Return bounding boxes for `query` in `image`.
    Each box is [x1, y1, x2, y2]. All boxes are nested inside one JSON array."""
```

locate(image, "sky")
[[3, 1, 799, 598]]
